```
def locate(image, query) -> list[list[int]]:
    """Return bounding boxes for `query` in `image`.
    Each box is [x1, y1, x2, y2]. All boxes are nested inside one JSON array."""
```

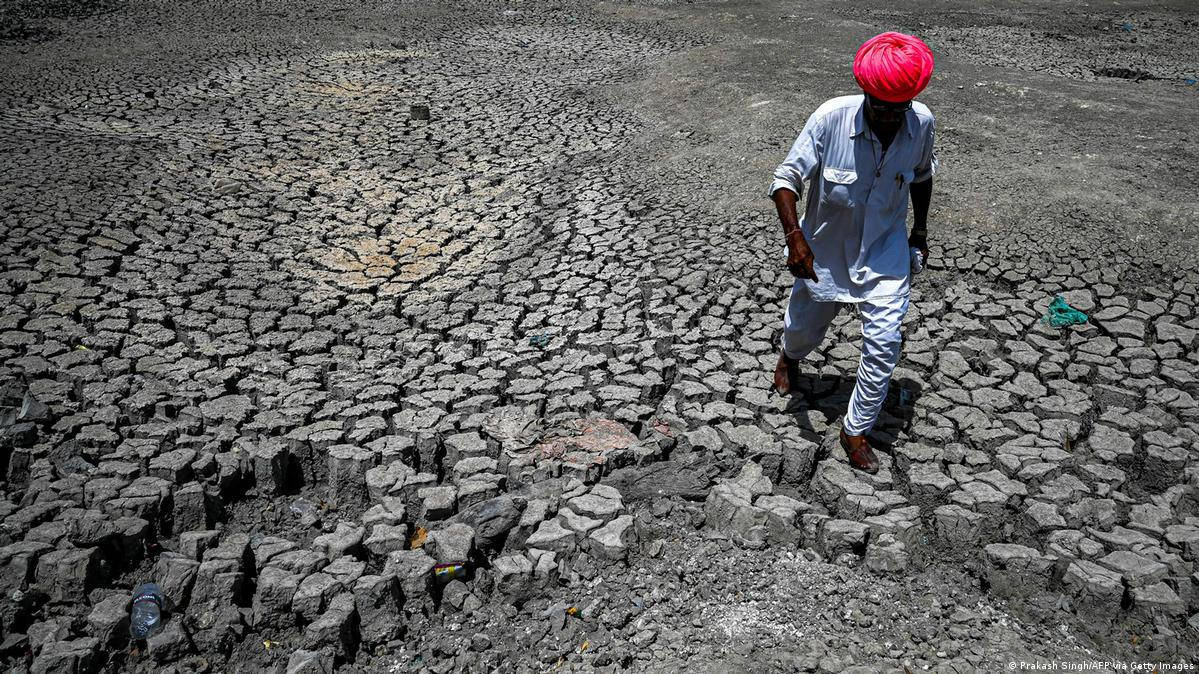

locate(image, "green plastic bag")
[[1042, 296, 1088, 328]]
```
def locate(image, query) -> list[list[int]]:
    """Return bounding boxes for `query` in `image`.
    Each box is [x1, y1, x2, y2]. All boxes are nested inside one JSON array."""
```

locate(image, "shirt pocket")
[[891, 169, 916, 210], [821, 167, 857, 210]]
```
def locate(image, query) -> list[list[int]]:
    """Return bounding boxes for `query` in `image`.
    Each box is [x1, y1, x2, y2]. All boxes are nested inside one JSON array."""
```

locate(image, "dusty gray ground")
[[1, 0, 1197, 672]]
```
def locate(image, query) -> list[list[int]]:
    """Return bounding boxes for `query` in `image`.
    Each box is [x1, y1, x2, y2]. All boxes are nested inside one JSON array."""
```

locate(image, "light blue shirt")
[[769, 94, 937, 302]]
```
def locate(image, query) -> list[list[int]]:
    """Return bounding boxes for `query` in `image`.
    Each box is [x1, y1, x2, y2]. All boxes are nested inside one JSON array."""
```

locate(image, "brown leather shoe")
[[839, 429, 879, 474], [773, 353, 800, 395]]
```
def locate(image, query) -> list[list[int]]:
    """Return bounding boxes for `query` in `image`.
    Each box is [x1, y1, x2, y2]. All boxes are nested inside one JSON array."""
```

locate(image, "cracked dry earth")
[[1, 0, 1198, 672]]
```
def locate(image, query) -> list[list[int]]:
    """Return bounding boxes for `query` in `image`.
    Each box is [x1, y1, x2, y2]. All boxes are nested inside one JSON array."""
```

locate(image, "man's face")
[[864, 93, 910, 132]]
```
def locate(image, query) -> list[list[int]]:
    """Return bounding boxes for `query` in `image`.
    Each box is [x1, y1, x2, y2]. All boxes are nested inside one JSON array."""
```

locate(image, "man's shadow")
[[781, 373, 924, 456]]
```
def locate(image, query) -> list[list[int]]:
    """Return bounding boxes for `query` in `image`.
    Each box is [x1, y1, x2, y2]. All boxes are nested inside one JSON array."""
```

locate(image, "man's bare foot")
[[773, 353, 800, 395], [839, 428, 879, 474]]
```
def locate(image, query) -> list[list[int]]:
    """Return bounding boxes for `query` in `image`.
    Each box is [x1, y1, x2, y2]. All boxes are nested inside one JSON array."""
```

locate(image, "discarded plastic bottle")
[[432, 561, 467, 584], [289, 498, 321, 528], [129, 583, 165, 640]]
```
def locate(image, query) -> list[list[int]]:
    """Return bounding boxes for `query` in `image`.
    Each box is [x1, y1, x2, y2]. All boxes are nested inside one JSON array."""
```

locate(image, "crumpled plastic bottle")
[[910, 246, 925, 275], [289, 498, 321, 527], [129, 582, 165, 640], [432, 561, 468, 584]]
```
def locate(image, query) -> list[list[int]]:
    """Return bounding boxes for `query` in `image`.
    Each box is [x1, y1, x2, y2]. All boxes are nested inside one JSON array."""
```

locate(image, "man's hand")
[[909, 178, 932, 262], [908, 231, 929, 262], [773, 188, 819, 282], [786, 235, 819, 281]]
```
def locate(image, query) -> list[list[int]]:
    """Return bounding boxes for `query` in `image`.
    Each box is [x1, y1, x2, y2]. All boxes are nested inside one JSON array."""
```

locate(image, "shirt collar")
[[851, 97, 916, 140]]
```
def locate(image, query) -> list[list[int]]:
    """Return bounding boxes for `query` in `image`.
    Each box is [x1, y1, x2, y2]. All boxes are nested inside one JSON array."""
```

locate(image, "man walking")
[[768, 32, 937, 474]]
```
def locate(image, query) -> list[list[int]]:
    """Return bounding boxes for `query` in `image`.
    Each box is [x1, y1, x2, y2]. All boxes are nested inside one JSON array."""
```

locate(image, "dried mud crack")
[[0, 0, 1197, 672]]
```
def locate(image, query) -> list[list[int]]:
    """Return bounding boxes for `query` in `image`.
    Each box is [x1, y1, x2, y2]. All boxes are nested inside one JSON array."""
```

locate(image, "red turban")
[[853, 32, 934, 103]]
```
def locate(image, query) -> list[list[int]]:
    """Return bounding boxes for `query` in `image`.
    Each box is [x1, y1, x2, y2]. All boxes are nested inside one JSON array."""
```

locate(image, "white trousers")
[[781, 281, 910, 436]]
